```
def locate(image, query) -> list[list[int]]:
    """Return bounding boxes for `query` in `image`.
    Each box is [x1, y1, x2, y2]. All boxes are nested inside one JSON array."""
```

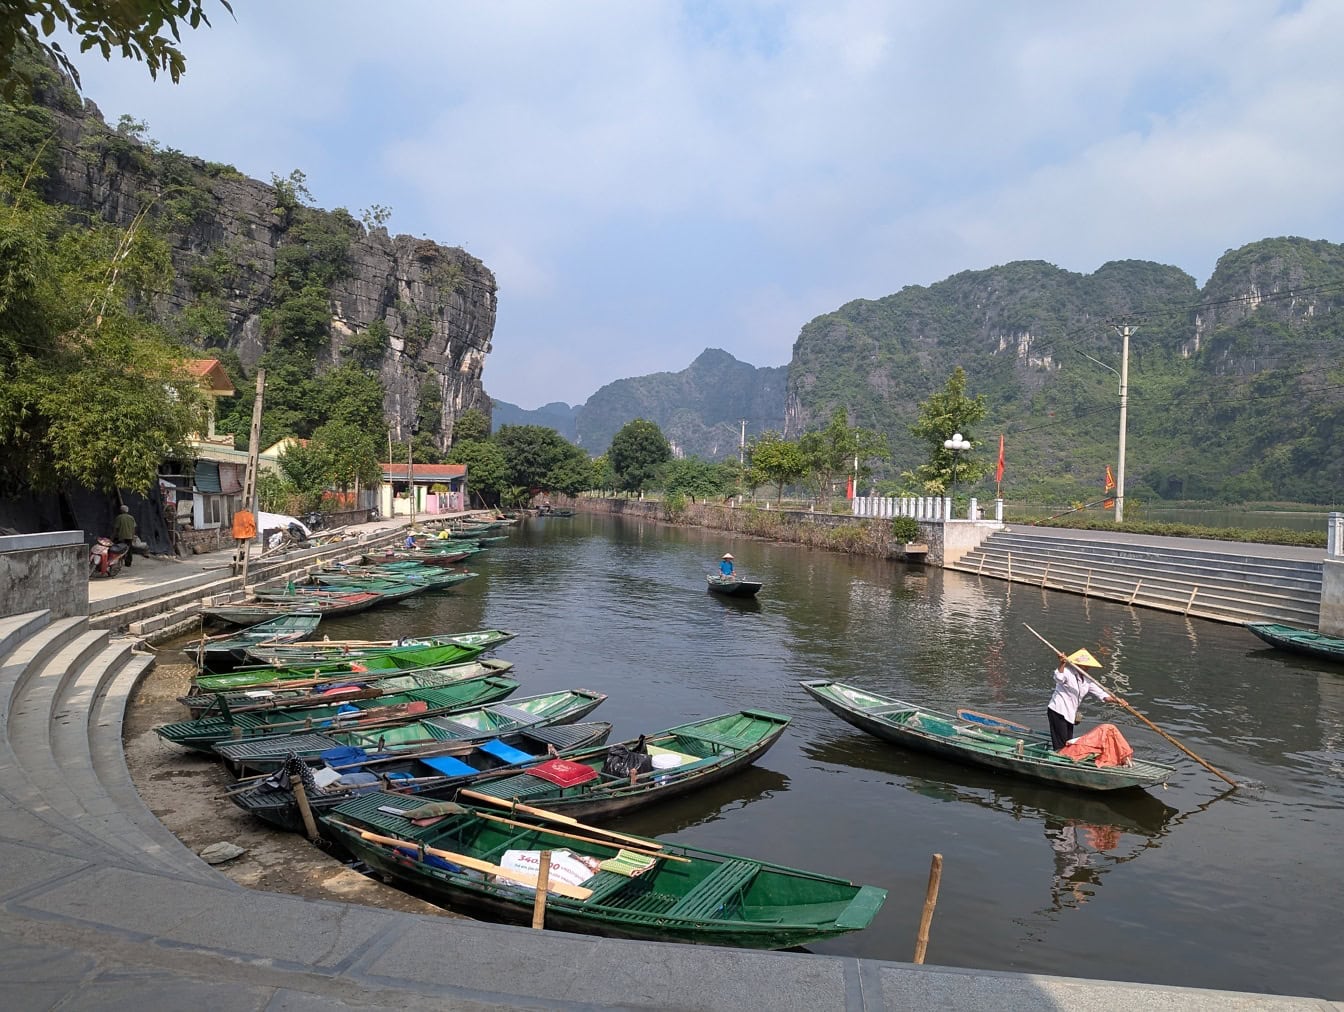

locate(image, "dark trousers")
[[118, 540, 133, 567], [1047, 709, 1074, 751]]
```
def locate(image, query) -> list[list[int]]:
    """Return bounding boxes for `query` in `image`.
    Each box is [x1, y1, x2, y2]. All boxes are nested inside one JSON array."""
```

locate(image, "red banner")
[[995, 434, 1005, 486]]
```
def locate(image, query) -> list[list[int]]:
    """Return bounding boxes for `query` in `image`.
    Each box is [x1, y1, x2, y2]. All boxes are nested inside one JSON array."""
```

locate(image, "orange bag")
[[231, 510, 256, 539]]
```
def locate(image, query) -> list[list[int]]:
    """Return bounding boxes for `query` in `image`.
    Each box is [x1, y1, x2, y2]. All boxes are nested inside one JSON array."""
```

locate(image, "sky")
[[59, 0, 1344, 409]]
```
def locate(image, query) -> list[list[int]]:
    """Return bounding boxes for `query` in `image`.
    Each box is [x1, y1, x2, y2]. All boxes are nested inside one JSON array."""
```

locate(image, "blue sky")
[[62, 0, 1344, 408]]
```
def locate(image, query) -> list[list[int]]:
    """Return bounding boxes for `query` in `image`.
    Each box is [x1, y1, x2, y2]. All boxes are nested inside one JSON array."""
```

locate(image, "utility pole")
[[408, 428, 415, 528], [237, 369, 265, 586], [739, 419, 747, 467], [1113, 320, 1135, 523]]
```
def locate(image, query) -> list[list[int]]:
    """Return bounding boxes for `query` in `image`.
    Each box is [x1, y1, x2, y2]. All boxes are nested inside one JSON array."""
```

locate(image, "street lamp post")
[[943, 432, 971, 518]]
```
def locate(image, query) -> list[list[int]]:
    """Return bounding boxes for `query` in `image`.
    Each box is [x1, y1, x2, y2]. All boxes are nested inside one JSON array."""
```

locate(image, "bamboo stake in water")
[[913, 853, 943, 964], [531, 850, 551, 929], [291, 778, 320, 841]]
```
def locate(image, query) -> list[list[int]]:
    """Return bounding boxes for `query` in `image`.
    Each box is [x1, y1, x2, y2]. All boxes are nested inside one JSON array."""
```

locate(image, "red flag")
[[845, 476, 854, 499], [994, 433, 1005, 486], [1103, 464, 1116, 508]]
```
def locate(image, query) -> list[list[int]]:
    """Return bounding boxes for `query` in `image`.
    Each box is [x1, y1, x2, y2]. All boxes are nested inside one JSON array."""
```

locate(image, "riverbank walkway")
[[1, 520, 1337, 1009]]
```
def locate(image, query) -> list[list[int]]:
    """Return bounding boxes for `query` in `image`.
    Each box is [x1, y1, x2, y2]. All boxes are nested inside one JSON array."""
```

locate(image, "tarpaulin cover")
[[0, 484, 173, 555]]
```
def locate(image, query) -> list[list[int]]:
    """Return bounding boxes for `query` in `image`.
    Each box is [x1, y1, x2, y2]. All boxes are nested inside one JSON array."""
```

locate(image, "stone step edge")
[[967, 540, 1323, 584], [984, 533, 1323, 572]]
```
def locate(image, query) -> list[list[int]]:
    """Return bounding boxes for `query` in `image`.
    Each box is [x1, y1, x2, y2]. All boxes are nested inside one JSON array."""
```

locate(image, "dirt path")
[[123, 655, 458, 919]]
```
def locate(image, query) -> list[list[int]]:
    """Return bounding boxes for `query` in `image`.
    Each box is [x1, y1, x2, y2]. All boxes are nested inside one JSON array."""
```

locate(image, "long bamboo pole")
[[329, 824, 593, 900], [457, 788, 676, 852], [1023, 623, 1238, 788], [469, 809, 691, 863], [531, 851, 551, 929]]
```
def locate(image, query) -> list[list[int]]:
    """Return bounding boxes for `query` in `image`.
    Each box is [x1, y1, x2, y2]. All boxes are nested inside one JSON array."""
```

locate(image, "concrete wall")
[[0, 531, 88, 620], [559, 497, 998, 565], [1320, 557, 1344, 636]]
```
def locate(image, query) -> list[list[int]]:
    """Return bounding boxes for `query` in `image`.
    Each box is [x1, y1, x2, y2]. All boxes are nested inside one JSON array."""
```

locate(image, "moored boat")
[[203, 591, 383, 626], [227, 720, 614, 834], [155, 673, 520, 754], [191, 613, 323, 674], [800, 679, 1176, 792], [243, 629, 516, 668], [193, 639, 499, 692], [1244, 622, 1344, 664], [178, 657, 516, 718], [322, 791, 887, 949], [213, 687, 609, 773], [462, 709, 790, 819]]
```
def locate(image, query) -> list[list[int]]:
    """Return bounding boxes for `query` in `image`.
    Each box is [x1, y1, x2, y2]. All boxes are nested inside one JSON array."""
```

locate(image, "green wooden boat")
[[227, 719, 614, 835], [244, 630, 516, 669], [464, 709, 790, 820], [800, 679, 1176, 792], [191, 613, 323, 674], [178, 658, 516, 718], [256, 578, 430, 605], [203, 591, 383, 627], [155, 674, 519, 754], [1244, 622, 1344, 664], [213, 688, 609, 773], [706, 573, 763, 598], [322, 791, 887, 949], [193, 640, 495, 692], [313, 565, 477, 591]]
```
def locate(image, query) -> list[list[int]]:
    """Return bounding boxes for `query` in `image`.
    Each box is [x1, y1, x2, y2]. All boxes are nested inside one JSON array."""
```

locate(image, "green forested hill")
[[575, 348, 786, 459], [786, 238, 1344, 504]]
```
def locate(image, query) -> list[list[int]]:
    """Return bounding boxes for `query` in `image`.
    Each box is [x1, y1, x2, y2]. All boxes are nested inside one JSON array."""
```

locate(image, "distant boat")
[[706, 573, 763, 598], [800, 679, 1176, 792], [1245, 622, 1344, 664]]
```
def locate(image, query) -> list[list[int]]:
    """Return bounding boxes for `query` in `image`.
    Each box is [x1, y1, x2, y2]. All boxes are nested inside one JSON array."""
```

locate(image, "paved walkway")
[[3, 517, 1338, 1009]]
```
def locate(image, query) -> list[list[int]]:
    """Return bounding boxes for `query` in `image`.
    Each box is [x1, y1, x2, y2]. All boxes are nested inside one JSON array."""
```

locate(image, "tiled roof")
[[381, 463, 467, 481]]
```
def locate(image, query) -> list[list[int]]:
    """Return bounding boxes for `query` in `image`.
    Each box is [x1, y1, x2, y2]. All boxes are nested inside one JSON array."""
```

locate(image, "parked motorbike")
[[302, 510, 325, 531], [89, 537, 129, 578]]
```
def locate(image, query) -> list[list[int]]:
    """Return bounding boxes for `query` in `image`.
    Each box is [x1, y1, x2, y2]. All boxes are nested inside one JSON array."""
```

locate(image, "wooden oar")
[[469, 809, 690, 863], [1023, 623, 1238, 788], [457, 787, 674, 852], [325, 822, 592, 900]]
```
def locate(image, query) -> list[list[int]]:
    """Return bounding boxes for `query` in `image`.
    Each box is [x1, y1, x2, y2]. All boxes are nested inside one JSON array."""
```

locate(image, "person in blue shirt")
[[719, 553, 735, 577]]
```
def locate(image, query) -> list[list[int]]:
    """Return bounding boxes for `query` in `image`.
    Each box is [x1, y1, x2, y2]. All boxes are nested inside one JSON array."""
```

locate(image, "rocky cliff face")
[[35, 82, 495, 450]]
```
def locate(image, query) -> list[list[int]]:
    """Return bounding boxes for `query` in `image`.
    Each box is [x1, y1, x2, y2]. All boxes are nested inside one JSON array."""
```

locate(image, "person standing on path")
[[112, 505, 136, 568], [1047, 649, 1115, 750]]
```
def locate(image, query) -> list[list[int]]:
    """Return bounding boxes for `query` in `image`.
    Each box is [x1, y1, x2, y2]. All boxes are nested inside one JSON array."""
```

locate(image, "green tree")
[[0, 1, 233, 96], [608, 418, 671, 494], [447, 438, 508, 506], [591, 454, 616, 495], [799, 407, 891, 511], [747, 431, 806, 506], [453, 407, 490, 444], [903, 366, 989, 496], [311, 420, 381, 493], [0, 179, 206, 493], [494, 424, 574, 488], [544, 445, 595, 496], [660, 456, 732, 502]]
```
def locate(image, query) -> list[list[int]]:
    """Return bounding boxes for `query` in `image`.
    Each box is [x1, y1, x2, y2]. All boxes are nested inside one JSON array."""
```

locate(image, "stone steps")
[[0, 610, 224, 883], [950, 532, 1322, 626]]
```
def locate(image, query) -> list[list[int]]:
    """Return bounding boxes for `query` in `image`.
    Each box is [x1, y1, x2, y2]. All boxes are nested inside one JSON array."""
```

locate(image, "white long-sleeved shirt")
[[1047, 664, 1109, 723]]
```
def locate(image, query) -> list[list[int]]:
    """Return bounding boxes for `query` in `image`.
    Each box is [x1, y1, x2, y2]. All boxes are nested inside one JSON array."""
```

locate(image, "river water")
[[313, 514, 1344, 997]]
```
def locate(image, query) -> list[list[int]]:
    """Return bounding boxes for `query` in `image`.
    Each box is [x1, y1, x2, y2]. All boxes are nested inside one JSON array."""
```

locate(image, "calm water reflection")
[[311, 513, 1344, 997]]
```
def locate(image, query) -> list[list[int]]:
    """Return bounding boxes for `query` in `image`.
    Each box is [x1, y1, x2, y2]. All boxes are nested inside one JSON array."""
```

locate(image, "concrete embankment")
[[558, 495, 943, 562]]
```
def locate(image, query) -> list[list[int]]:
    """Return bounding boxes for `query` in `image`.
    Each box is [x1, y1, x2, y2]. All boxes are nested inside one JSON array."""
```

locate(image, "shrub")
[[892, 516, 921, 543]]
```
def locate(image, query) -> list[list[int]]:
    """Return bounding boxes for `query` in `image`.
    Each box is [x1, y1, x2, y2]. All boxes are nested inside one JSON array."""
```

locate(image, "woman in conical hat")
[[719, 553, 735, 576], [1046, 647, 1115, 751]]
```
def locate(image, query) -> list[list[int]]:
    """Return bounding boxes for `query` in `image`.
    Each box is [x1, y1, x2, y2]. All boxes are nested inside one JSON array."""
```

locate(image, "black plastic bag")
[[602, 742, 652, 778]]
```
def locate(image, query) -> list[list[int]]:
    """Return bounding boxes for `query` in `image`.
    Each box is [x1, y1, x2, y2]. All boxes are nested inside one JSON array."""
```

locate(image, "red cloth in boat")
[[525, 758, 598, 787], [1059, 723, 1134, 767]]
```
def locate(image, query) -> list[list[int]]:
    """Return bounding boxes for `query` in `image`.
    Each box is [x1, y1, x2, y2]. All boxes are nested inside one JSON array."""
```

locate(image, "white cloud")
[[57, 0, 1344, 406]]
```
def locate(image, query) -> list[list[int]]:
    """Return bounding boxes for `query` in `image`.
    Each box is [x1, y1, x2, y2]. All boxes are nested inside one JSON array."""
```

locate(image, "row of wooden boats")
[[161, 604, 887, 949]]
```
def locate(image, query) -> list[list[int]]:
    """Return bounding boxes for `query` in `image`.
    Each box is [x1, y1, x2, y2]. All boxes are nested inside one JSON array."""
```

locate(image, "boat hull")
[[801, 680, 1174, 792], [706, 575, 763, 597], [1245, 622, 1344, 664]]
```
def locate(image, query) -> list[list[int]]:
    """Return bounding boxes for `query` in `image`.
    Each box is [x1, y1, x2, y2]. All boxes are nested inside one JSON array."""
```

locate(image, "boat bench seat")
[[665, 859, 759, 919], [469, 773, 560, 800], [485, 703, 543, 725], [686, 731, 754, 752]]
